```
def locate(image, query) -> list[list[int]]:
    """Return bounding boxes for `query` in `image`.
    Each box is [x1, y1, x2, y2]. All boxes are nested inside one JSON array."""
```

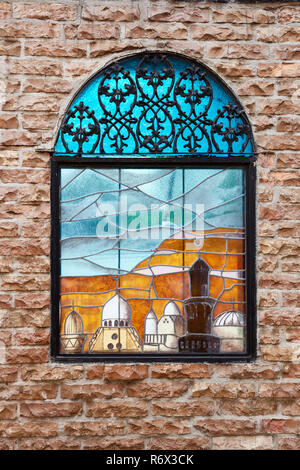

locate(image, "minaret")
[[178, 251, 221, 354]]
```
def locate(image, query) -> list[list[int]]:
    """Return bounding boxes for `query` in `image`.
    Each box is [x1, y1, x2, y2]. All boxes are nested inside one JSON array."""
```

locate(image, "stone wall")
[[0, 0, 300, 450]]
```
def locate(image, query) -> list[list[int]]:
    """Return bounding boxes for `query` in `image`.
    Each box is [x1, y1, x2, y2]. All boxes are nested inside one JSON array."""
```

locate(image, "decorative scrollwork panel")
[[54, 52, 254, 156]]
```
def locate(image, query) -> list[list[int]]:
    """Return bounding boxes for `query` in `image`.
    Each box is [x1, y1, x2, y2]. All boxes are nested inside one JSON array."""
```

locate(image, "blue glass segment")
[[60, 167, 245, 276], [54, 53, 254, 157]]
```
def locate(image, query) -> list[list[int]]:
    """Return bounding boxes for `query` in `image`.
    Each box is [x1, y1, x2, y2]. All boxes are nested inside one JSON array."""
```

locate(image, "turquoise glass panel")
[[54, 53, 254, 157]]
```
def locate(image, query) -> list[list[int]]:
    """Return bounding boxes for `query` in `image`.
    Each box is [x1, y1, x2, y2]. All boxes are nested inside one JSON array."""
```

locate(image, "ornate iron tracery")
[[55, 53, 254, 157]]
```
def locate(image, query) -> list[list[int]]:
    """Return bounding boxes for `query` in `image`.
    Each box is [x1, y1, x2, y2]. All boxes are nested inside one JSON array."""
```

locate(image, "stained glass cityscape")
[[59, 167, 246, 355]]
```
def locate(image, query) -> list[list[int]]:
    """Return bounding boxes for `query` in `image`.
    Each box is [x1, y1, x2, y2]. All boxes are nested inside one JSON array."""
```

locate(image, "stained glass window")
[[51, 52, 256, 361]]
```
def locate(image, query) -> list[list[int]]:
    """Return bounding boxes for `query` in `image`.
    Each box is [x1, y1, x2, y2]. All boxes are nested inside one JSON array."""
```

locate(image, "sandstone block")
[[278, 438, 300, 450], [275, 46, 300, 61], [262, 419, 300, 434], [13, 3, 77, 21], [0, 2, 10, 19], [286, 328, 300, 343], [90, 40, 143, 58], [0, 404, 16, 420], [0, 39, 20, 56], [257, 26, 300, 43], [216, 364, 280, 380], [277, 153, 300, 169], [282, 400, 300, 416], [194, 419, 256, 436], [0, 114, 18, 129], [0, 366, 18, 383], [82, 5, 139, 22], [216, 63, 255, 78], [283, 365, 300, 378], [128, 419, 190, 435], [104, 364, 148, 381], [221, 398, 277, 416], [277, 117, 300, 132], [0, 384, 57, 401], [14, 292, 49, 309], [20, 402, 82, 418], [86, 365, 104, 380], [61, 384, 125, 400], [0, 240, 49, 257], [259, 383, 300, 398], [126, 23, 188, 40], [260, 310, 300, 327], [18, 439, 80, 450], [64, 421, 126, 437], [77, 24, 120, 40], [22, 113, 58, 130], [0, 422, 57, 438], [237, 81, 274, 96], [25, 41, 86, 58], [0, 130, 39, 146], [127, 382, 188, 399], [148, 6, 209, 23], [213, 436, 273, 450], [13, 328, 49, 346], [82, 438, 144, 450], [6, 347, 48, 364], [0, 21, 59, 39], [147, 437, 209, 450], [258, 135, 300, 151], [261, 345, 294, 362], [191, 25, 252, 41], [212, 8, 275, 24], [152, 364, 213, 379], [191, 382, 255, 399], [86, 401, 148, 418], [152, 400, 214, 417], [258, 63, 300, 78], [9, 59, 62, 76], [21, 365, 83, 382], [23, 78, 72, 94], [207, 43, 269, 60], [278, 7, 300, 23]]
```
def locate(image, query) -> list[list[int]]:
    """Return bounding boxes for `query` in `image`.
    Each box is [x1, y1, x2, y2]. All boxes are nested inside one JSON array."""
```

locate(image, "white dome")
[[101, 294, 131, 326], [214, 310, 245, 327], [163, 301, 180, 316], [145, 309, 158, 335]]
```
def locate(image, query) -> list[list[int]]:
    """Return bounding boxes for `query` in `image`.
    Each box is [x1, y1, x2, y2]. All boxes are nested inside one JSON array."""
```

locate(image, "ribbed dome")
[[214, 310, 245, 327], [64, 308, 84, 335], [101, 294, 131, 325], [163, 301, 180, 316], [145, 309, 158, 335]]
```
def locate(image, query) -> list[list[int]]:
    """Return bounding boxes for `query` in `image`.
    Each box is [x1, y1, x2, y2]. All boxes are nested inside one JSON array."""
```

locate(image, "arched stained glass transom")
[[54, 52, 255, 157], [51, 52, 256, 363]]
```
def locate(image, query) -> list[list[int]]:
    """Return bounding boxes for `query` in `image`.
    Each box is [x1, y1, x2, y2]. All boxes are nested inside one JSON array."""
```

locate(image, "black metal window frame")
[[50, 51, 257, 363], [51, 155, 256, 363]]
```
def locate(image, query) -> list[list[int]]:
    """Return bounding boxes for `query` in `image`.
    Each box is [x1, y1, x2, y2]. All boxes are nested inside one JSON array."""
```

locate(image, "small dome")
[[64, 308, 84, 335], [101, 294, 131, 326], [145, 309, 158, 335], [214, 310, 245, 327], [163, 301, 180, 316]]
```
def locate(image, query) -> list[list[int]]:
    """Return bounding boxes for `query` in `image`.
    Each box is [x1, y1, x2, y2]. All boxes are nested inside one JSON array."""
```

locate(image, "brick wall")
[[0, 0, 300, 451]]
